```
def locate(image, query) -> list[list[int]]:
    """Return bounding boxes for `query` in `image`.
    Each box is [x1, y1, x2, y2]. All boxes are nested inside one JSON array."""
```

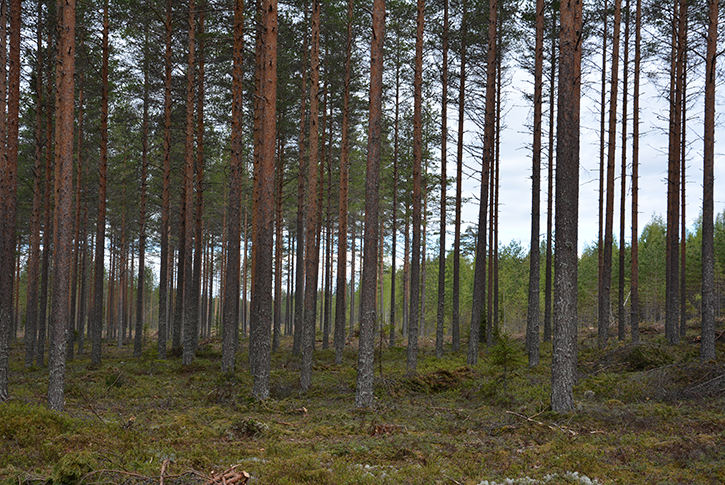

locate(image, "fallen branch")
[[78, 388, 106, 424], [204, 465, 250, 485], [160, 459, 170, 485], [505, 411, 578, 436]]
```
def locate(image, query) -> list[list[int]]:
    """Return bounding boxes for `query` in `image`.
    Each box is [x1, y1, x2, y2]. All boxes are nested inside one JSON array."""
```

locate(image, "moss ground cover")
[[1, 330, 724, 484]]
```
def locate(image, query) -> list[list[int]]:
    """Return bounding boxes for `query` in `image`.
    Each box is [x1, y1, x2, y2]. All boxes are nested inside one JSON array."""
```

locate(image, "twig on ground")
[[505, 410, 578, 436], [159, 459, 170, 485]]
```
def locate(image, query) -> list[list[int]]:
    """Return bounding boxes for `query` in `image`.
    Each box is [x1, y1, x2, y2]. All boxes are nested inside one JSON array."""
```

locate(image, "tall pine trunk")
[[249, 0, 277, 399], [222, 18, 243, 368], [356, 0, 385, 408], [600, 0, 622, 348], [527, 0, 545, 367], [453, 0, 468, 354], [334, 0, 353, 365], [700, 0, 717, 361], [158, 0, 173, 360], [91, 0, 109, 366], [551, 0, 582, 413], [300, 0, 321, 391], [630, 0, 641, 343], [468, 0, 496, 366], [48, 0, 75, 411], [436, 0, 449, 358], [407, 0, 424, 375]]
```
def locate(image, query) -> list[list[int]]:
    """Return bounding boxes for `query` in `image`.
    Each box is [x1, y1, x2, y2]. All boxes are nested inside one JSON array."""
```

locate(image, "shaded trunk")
[[273, 114, 284, 354], [700, 0, 717, 361], [527, 0, 545, 367], [407, 0, 424, 375], [630, 0, 641, 343], [0, 0, 19, 401], [91, 0, 109, 366], [293, 2, 309, 357], [544, 6, 557, 343], [355, 0, 385, 408], [618, 0, 629, 341], [181, 0, 197, 366], [25, 3, 45, 367], [600, 0, 622, 348], [249, 0, 277, 399], [436, 0, 449, 358], [452, 0, 467, 353], [551, 0, 582, 413], [134, 26, 150, 358], [467, 0, 496, 366], [301, 0, 321, 391], [158, 0, 173, 360], [48, 0, 76, 411], [334, 0, 353, 365]]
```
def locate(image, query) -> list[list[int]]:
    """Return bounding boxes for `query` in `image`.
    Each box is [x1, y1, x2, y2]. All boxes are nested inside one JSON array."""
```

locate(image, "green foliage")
[[51, 452, 96, 485]]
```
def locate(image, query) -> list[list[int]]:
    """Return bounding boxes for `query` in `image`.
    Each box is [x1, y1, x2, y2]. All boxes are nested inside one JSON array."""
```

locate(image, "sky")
[[453, 65, 725, 256]]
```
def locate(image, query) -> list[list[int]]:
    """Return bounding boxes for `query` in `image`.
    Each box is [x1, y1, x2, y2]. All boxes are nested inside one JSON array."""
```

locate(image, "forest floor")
[[2, 321, 725, 485]]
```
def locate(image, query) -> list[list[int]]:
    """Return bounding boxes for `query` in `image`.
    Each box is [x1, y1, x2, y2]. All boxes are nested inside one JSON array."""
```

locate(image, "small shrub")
[[229, 418, 269, 439], [51, 451, 95, 484], [625, 344, 677, 371]]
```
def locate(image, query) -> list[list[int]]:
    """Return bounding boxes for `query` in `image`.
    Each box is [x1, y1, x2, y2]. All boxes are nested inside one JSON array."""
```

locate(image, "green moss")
[[51, 451, 96, 484]]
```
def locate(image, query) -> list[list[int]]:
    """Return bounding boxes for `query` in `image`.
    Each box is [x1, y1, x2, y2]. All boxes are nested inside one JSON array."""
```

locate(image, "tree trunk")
[[597, 0, 608, 345], [134, 24, 150, 358], [181, 0, 197, 366], [618, 0, 629, 341], [25, 2, 44, 367], [301, 0, 321, 391], [191, 4, 206, 357], [665, 0, 685, 344], [334, 0, 353, 365], [273, 113, 284, 354], [452, 0, 467, 354], [551, 0, 582, 413], [600, 0, 622, 348], [356, 0, 385, 408], [436, 0, 449, 358], [700, 0, 717, 361], [527, 0, 544, 367], [0, 0, 19, 401], [293, 2, 309, 358], [544, 5, 556, 343], [158, 0, 173, 360], [679, 20, 687, 340], [91, 0, 109, 366], [47, 0, 76, 411], [468, 0, 496, 366], [630, 0, 641, 344], [249, 0, 276, 399], [407, 0, 424, 375], [390, 41, 400, 349]]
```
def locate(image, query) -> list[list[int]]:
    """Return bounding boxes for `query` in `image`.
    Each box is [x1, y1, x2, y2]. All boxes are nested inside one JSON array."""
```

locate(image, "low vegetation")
[[2, 325, 724, 484]]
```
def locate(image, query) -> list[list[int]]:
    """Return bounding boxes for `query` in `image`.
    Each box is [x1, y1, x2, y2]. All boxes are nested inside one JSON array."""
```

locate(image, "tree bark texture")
[[551, 0, 582, 413], [527, 0, 545, 367], [467, 0, 496, 366], [334, 0, 353, 365], [356, 0, 385, 408], [700, 0, 717, 361], [301, 0, 321, 392], [250, 0, 277, 399], [48, 0, 75, 412], [407, 0, 424, 375]]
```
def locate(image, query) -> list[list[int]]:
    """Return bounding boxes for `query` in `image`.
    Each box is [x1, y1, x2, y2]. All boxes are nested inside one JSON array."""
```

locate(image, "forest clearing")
[[2, 326, 725, 485]]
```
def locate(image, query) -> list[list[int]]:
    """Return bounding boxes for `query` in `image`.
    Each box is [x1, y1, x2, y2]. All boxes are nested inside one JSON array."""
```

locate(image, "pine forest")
[[1, 0, 725, 483]]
